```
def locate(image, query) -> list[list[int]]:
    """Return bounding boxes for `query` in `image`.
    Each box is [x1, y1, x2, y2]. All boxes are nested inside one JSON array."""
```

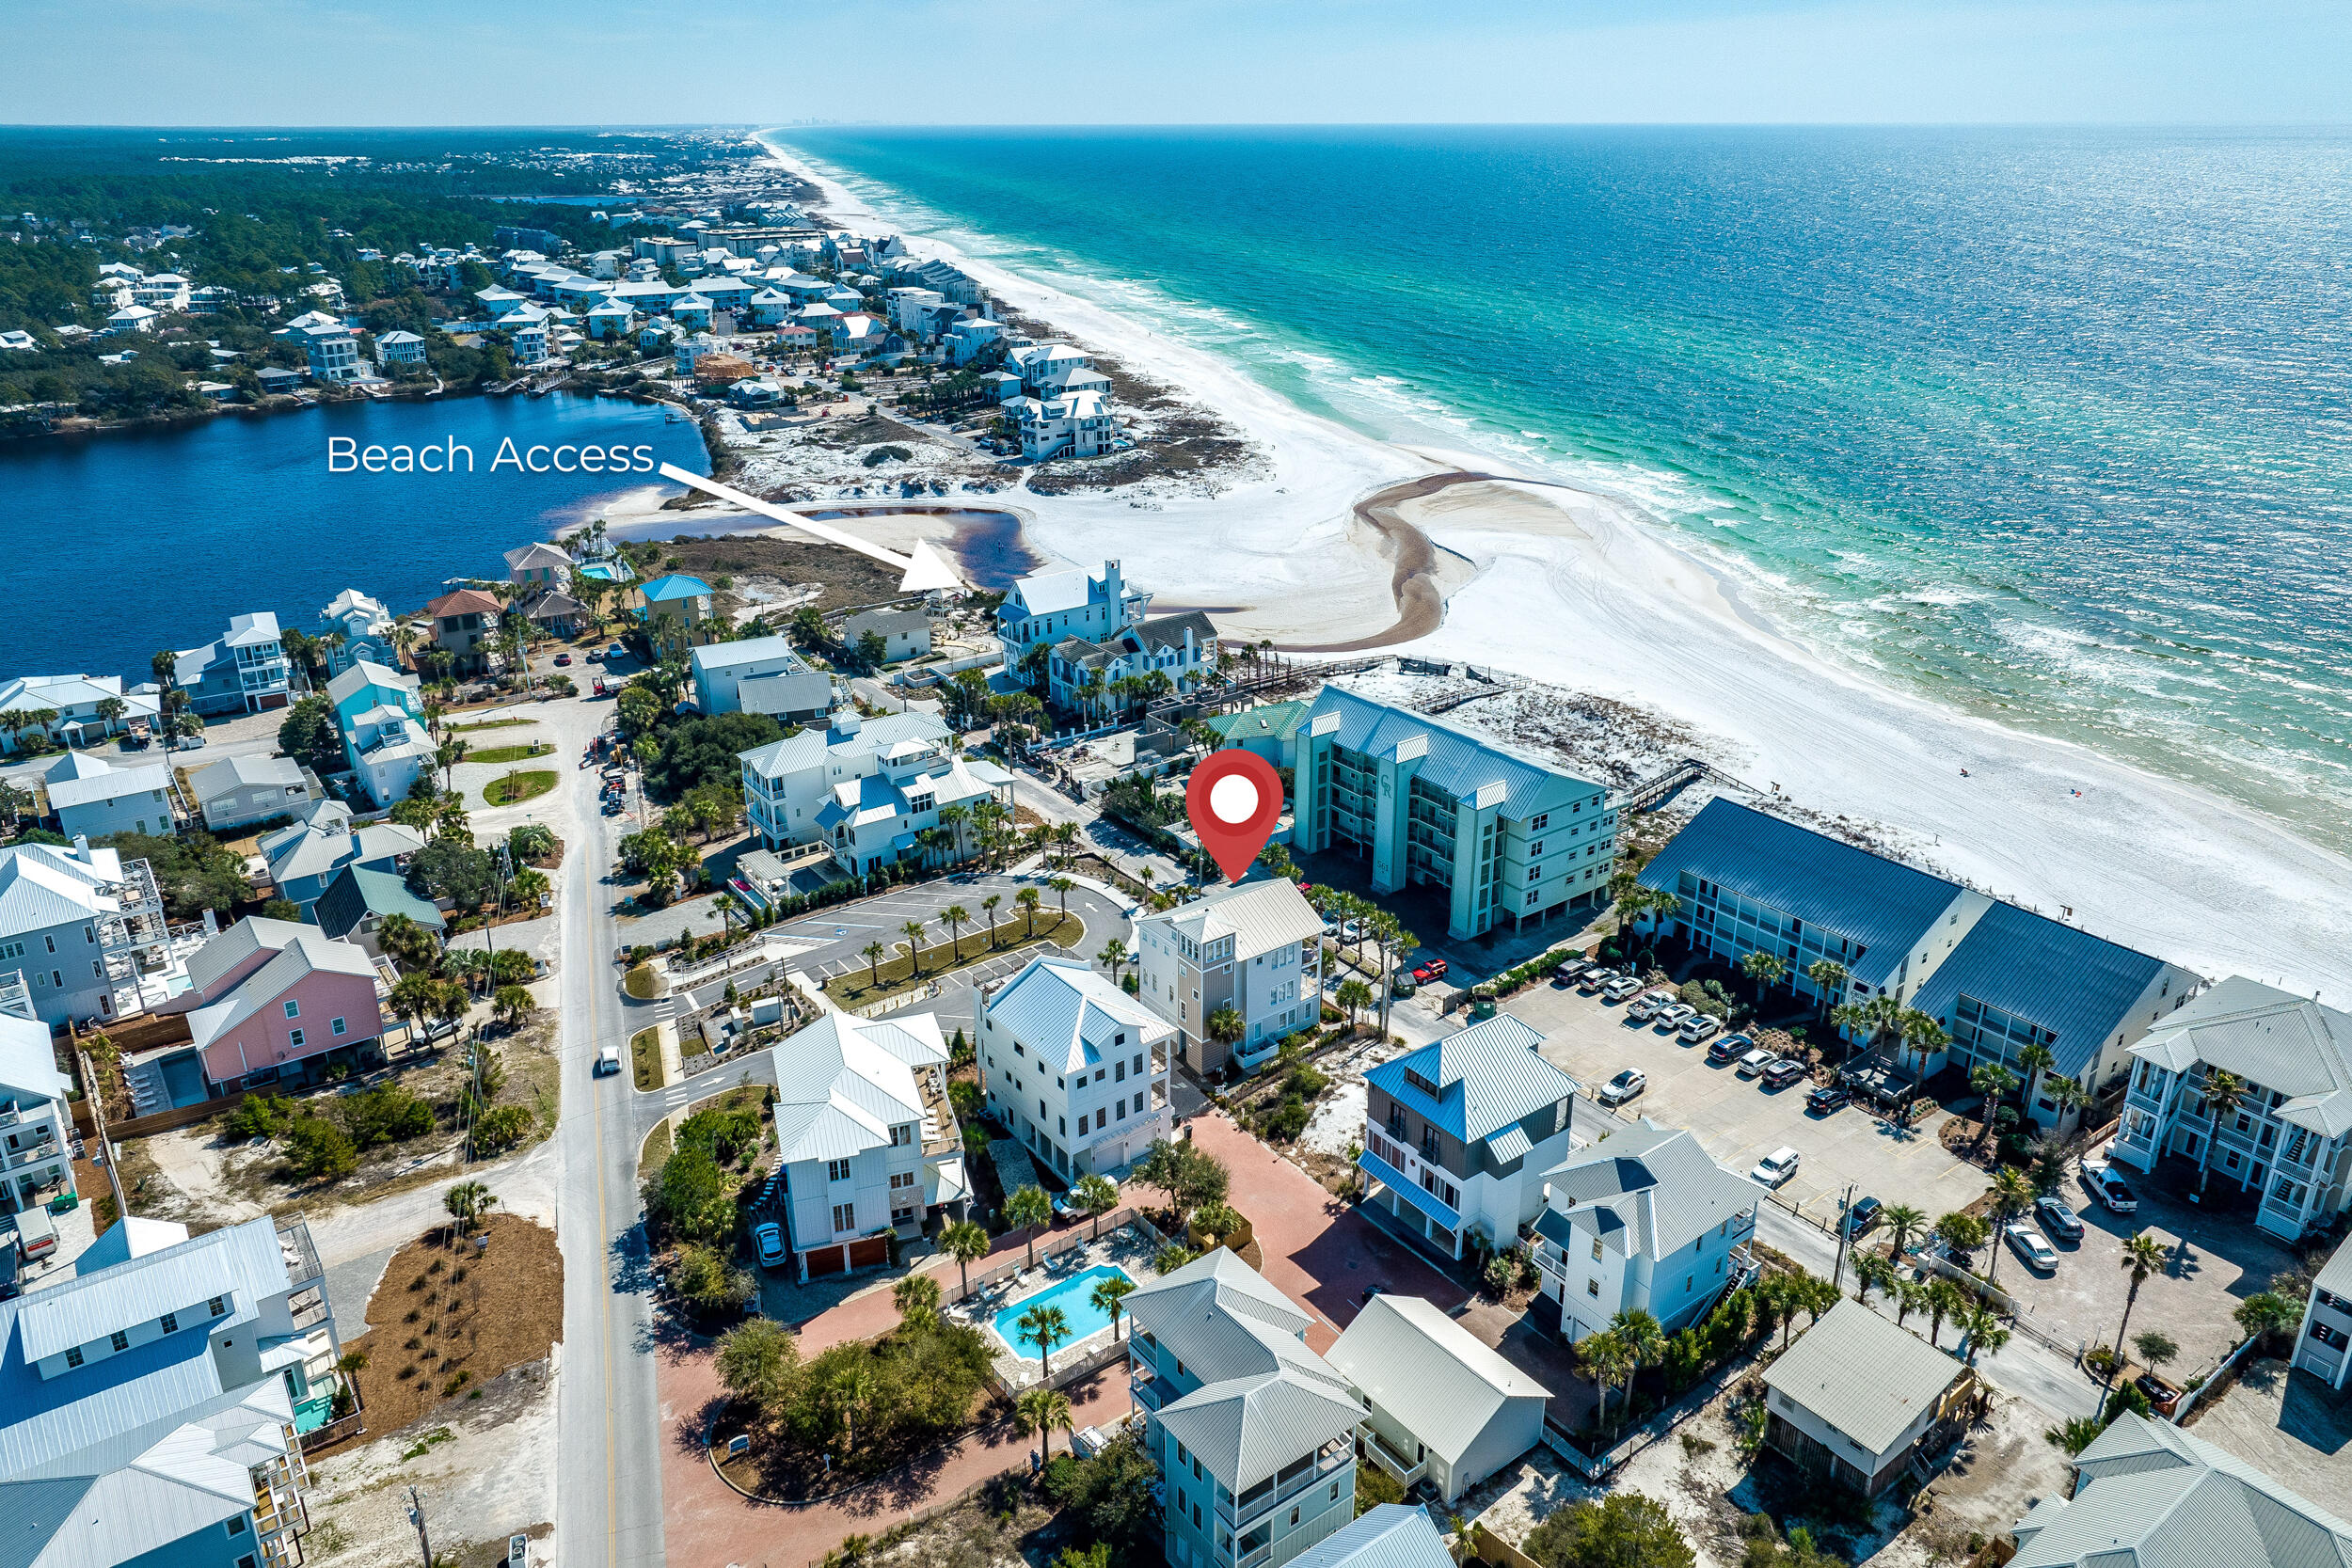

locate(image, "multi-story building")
[[1049, 610, 1218, 711], [257, 800, 424, 915], [1526, 1117, 1761, 1343], [1205, 700, 1310, 773], [190, 755, 318, 834], [1127, 1250, 1364, 1568], [978, 955, 1174, 1180], [131, 918, 388, 1110], [996, 559, 1149, 668], [1326, 1293, 1548, 1506], [174, 612, 292, 716], [0, 838, 172, 1026], [636, 574, 720, 657], [1284, 1506, 1454, 1568], [326, 660, 431, 809], [1293, 686, 1615, 942], [739, 711, 1002, 863], [691, 635, 834, 721], [315, 589, 397, 675], [501, 541, 572, 592], [1358, 1015, 1579, 1262], [1763, 1299, 1975, 1497], [2108, 977, 2352, 1241], [0, 1213, 350, 1568], [2291, 1234, 2351, 1390], [2010, 1414, 2352, 1568], [0, 973, 74, 1216], [1016, 388, 1119, 462], [374, 328, 426, 369], [47, 754, 178, 841], [810, 729, 1015, 878], [1637, 798, 2200, 1116], [837, 608, 932, 665], [766, 1012, 968, 1281], [1133, 879, 1325, 1076], [0, 673, 158, 752], [421, 588, 506, 677]]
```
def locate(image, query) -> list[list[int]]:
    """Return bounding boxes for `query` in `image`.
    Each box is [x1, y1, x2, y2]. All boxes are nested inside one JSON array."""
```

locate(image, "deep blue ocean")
[[0, 394, 705, 689], [775, 126, 2352, 848]]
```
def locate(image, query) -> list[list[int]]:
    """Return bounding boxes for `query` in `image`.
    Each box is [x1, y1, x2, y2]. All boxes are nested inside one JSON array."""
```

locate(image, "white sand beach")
[[768, 138, 2352, 998]]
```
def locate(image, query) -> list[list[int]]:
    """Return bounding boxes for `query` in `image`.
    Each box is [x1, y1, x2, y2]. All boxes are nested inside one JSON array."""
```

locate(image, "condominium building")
[[1358, 1014, 1579, 1261], [1527, 1117, 1761, 1343], [1127, 1251, 1363, 1568], [978, 955, 1174, 1179], [2108, 977, 2352, 1241], [1638, 799, 2200, 1116], [766, 1012, 969, 1281], [1293, 687, 1615, 941], [0, 974, 73, 1216], [0, 838, 172, 1026], [0, 1213, 350, 1568], [1134, 879, 1325, 1077], [2292, 1234, 2352, 1390]]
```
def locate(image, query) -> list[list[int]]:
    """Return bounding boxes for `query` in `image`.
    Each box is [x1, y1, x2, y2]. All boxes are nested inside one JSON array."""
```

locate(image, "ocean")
[[0, 393, 706, 689], [773, 126, 2352, 852]]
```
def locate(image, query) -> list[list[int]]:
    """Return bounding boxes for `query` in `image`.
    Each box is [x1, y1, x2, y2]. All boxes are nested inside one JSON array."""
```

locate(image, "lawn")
[[449, 717, 536, 733], [483, 769, 557, 805], [469, 742, 554, 765], [623, 962, 660, 999], [345, 1213, 563, 1436], [820, 911, 1085, 1008], [631, 1025, 664, 1090]]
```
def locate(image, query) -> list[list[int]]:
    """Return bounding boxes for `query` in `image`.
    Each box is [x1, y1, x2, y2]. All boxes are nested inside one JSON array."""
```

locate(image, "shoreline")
[[762, 133, 2352, 998]]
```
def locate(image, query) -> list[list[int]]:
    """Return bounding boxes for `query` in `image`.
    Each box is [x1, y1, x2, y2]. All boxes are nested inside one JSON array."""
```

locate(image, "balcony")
[[1364, 1429, 1426, 1487], [1130, 1371, 1166, 1412], [1223, 1438, 1353, 1529], [2, 1139, 63, 1173], [276, 1221, 324, 1289]]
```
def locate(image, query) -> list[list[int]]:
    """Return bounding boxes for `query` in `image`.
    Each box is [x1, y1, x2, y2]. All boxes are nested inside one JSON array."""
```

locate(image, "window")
[[288, 1028, 304, 1049], [1134, 1052, 1146, 1076], [1586, 1278, 1600, 1297], [1531, 813, 1549, 831], [889, 1171, 915, 1191], [65, 1346, 84, 1368], [1330, 1482, 1340, 1502], [162, 1312, 178, 1333], [110, 1330, 130, 1352], [890, 1123, 913, 1147], [1591, 1237, 1603, 1261], [331, 1018, 346, 1037], [209, 1296, 228, 1316], [832, 1202, 856, 1232], [2314, 1322, 2345, 1349], [227, 1516, 249, 1537], [1291, 1508, 1301, 1527], [827, 1159, 852, 1182], [283, 999, 300, 1019], [1115, 1059, 1126, 1082]]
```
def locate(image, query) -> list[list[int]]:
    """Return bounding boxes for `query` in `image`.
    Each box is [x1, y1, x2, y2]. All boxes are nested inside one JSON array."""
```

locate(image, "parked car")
[[1553, 958, 1591, 984], [1598, 1069, 1647, 1106], [1736, 1048, 1776, 1078], [1391, 974, 1417, 998], [1602, 976, 1644, 1002], [1752, 1148, 1802, 1187], [2005, 1223, 2060, 1274], [1412, 958, 1449, 984], [754, 1222, 786, 1268], [593, 677, 609, 697], [1805, 1082, 1850, 1113], [1678, 1014, 1723, 1043], [2035, 1196, 2086, 1241], [596, 1044, 622, 1077], [2083, 1160, 2138, 1214], [606, 642, 625, 659], [2135, 1372, 2182, 1417], [1578, 968, 1617, 994], [1842, 1195, 1883, 1236], [1708, 1032, 1753, 1065], [1627, 990, 1672, 1022], [553, 652, 572, 666], [1761, 1057, 1806, 1088]]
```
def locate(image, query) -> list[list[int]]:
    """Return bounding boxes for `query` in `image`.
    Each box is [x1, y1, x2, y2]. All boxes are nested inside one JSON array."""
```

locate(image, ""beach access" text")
[[326, 436, 661, 474]]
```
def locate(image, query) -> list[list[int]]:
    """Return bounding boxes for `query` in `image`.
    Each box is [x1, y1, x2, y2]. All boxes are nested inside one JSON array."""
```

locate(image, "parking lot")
[[1502, 977, 1992, 1230]]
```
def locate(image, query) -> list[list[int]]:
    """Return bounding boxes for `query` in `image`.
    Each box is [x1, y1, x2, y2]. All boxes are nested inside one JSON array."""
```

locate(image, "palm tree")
[[1985, 1166, 2036, 1283], [1611, 1308, 1665, 1416], [1015, 1386, 1074, 1462], [1073, 1173, 1120, 1238], [1015, 886, 1042, 937], [1090, 1272, 1136, 1340], [1900, 1009, 1949, 1089], [1804, 958, 1850, 1024], [1096, 938, 1127, 985], [1853, 1251, 1897, 1307], [2194, 1069, 2249, 1194], [861, 942, 885, 988], [980, 895, 1003, 947], [941, 904, 969, 956], [443, 1180, 497, 1241], [938, 802, 971, 863], [893, 1272, 943, 1332], [940, 1219, 991, 1298], [2110, 1231, 2169, 1383], [1883, 1203, 1928, 1260], [1048, 876, 1073, 920], [1740, 949, 1789, 1002], [1580, 1330, 1632, 1437], [899, 918, 929, 975], [1923, 1279, 1966, 1347], [1972, 1062, 2019, 1152], [2043, 1075, 2090, 1129], [1891, 1276, 1929, 1327], [1373, 914, 1416, 1042], [1006, 1184, 1052, 1268], [1957, 1305, 2010, 1366], [1334, 980, 1373, 1033], [1207, 1007, 1246, 1058], [2015, 1039, 2058, 1111], [1017, 1303, 1072, 1379]]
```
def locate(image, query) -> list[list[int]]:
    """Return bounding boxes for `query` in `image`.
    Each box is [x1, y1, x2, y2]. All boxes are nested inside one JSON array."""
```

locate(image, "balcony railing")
[[2, 1140, 63, 1173], [1365, 1429, 1427, 1486], [1130, 1372, 1165, 1412], [1238, 1545, 1272, 1568]]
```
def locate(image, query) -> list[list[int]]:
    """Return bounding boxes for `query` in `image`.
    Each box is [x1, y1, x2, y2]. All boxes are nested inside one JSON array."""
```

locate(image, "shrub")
[[283, 1113, 358, 1180], [470, 1103, 534, 1155], [342, 1084, 435, 1148], [1041, 1430, 1163, 1554], [673, 1243, 756, 1321], [1484, 1256, 1514, 1297], [1262, 1095, 1310, 1142], [225, 1092, 296, 1140], [1523, 1494, 1696, 1568]]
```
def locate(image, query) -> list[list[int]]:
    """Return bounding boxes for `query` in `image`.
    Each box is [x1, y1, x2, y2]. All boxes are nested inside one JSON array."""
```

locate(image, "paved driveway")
[[2187, 1358, 2352, 1502], [1504, 980, 1991, 1230]]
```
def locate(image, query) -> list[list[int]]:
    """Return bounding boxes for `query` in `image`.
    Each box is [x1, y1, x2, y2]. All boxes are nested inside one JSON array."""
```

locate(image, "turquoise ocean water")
[[774, 127, 2352, 853]]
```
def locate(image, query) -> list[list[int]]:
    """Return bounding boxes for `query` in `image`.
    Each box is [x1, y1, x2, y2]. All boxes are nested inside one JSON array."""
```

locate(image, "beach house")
[[1327, 1293, 1549, 1505], [313, 865, 446, 959], [809, 729, 1014, 878], [1526, 1117, 1761, 1342], [1763, 1299, 1976, 1497], [0, 838, 172, 1026], [1639, 798, 2202, 1117], [1359, 1014, 1580, 1262], [637, 574, 720, 657], [978, 954, 1175, 1179], [1294, 686, 1616, 941], [739, 711, 998, 862], [0, 673, 158, 752], [1016, 388, 1118, 461], [0, 1212, 349, 1567], [2107, 977, 2352, 1241], [1049, 610, 1219, 711], [2291, 1235, 2352, 1389], [1126, 1250, 1364, 1568], [838, 608, 932, 665], [765, 1011, 968, 1280], [2010, 1414, 2352, 1568], [326, 659, 431, 809], [173, 611, 292, 716], [1133, 879, 1325, 1076], [422, 588, 506, 677], [1285, 1506, 1454, 1568], [316, 588, 397, 675], [996, 559, 1150, 668], [144, 917, 387, 1103], [0, 974, 75, 1217], [46, 754, 178, 841], [502, 541, 573, 591], [256, 800, 425, 915], [691, 636, 834, 723], [189, 754, 319, 833]]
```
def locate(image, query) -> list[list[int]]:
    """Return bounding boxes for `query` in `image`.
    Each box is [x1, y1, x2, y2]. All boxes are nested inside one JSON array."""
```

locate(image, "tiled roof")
[[1764, 1299, 1965, 1459], [1636, 798, 1963, 989], [1911, 901, 2179, 1082], [1310, 685, 1598, 817], [1366, 1015, 1574, 1145], [1327, 1295, 1547, 1465]]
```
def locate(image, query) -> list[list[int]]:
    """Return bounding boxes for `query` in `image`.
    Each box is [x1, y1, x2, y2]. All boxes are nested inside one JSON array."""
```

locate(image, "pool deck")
[[955, 1223, 1164, 1391]]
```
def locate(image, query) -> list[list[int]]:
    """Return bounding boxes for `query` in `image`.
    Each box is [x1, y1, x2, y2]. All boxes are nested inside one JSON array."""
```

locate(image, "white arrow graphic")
[[655, 463, 964, 593]]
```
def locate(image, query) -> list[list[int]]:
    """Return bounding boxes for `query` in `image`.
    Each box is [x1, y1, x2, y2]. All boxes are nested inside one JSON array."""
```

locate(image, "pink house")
[[178, 917, 389, 1091]]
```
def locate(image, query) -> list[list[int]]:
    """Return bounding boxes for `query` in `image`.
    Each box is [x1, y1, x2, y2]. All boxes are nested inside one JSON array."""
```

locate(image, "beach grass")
[[484, 769, 557, 806]]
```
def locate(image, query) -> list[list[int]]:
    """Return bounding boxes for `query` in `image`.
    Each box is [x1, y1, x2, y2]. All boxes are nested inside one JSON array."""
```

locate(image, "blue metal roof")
[[1358, 1148, 1459, 1230], [1308, 687, 1599, 816], [1287, 1505, 1454, 1568], [1365, 1015, 1574, 1145], [1637, 799, 1962, 988], [638, 573, 712, 602], [1910, 901, 2170, 1082]]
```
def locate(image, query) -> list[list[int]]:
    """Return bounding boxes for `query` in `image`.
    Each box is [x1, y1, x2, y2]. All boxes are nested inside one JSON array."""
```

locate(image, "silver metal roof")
[[1365, 1015, 1573, 1145], [1541, 1117, 1760, 1260], [1327, 1295, 1547, 1466], [1762, 1299, 1966, 1459], [2131, 978, 2352, 1137], [1286, 1505, 1455, 1568]]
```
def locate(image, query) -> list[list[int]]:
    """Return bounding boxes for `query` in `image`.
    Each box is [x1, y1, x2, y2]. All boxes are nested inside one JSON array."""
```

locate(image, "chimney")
[[203, 910, 219, 937], [72, 834, 90, 862], [1103, 560, 1122, 615]]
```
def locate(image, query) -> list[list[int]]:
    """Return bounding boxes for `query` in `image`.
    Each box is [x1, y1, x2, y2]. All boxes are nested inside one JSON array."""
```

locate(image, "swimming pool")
[[990, 1263, 1135, 1359]]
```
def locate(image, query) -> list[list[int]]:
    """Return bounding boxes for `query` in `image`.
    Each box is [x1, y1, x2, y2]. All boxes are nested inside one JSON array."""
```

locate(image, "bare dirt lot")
[[344, 1213, 564, 1437]]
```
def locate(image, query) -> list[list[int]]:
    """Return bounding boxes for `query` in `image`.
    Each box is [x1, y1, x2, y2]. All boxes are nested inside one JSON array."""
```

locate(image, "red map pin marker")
[[1186, 751, 1283, 883]]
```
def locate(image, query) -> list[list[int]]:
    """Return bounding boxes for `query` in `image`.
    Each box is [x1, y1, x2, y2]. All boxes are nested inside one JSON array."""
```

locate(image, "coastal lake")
[[0, 393, 708, 686]]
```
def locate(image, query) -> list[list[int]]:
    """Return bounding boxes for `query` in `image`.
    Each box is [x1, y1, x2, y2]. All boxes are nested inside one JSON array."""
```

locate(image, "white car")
[[1627, 991, 1671, 1022], [1751, 1148, 1802, 1188], [1678, 1014, 1723, 1043], [1736, 1048, 1776, 1078], [1655, 1003, 1696, 1029], [2005, 1223, 2058, 1274], [754, 1222, 785, 1268], [1602, 976, 1645, 1002], [1598, 1069, 1647, 1106], [595, 1044, 622, 1077]]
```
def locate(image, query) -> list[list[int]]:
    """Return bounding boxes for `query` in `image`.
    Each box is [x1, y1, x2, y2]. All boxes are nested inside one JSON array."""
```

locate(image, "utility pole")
[[405, 1485, 433, 1568], [72, 1030, 129, 1223], [1831, 1181, 1856, 1295]]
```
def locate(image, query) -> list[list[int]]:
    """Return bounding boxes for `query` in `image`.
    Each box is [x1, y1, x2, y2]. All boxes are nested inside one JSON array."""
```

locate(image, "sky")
[[8, 0, 2351, 126]]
